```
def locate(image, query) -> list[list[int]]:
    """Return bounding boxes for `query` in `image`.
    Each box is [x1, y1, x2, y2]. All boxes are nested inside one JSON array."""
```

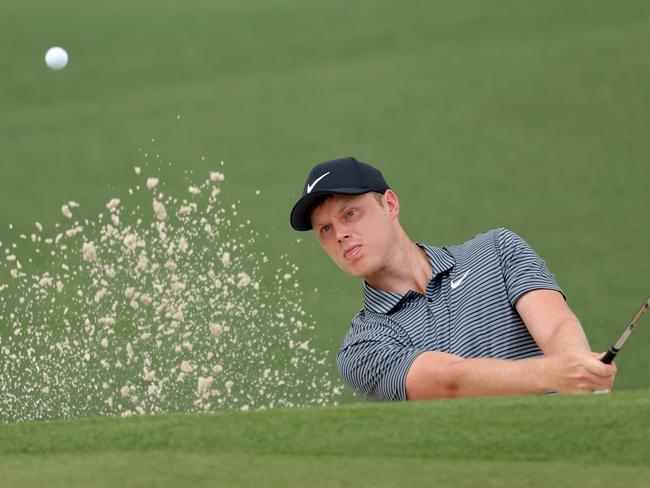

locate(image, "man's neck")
[[364, 238, 433, 296]]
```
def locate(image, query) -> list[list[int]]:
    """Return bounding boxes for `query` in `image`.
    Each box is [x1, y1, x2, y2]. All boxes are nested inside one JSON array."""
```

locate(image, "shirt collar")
[[362, 243, 456, 314]]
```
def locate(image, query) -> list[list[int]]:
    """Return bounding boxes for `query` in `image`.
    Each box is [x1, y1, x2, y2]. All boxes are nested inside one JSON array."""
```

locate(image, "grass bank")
[[1, 390, 648, 487]]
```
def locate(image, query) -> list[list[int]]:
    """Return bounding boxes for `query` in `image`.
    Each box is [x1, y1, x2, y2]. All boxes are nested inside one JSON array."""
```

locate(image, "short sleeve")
[[337, 315, 423, 402], [495, 228, 565, 306]]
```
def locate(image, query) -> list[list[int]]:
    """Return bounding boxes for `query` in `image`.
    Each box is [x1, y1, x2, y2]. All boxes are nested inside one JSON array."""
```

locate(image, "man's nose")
[[336, 225, 351, 242]]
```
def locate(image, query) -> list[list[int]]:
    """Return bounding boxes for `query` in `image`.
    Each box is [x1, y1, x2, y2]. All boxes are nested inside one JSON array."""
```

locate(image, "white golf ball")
[[45, 47, 69, 70]]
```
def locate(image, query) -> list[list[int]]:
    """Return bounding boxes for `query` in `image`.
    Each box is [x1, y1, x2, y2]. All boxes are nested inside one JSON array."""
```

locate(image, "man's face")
[[310, 192, 398, 278]]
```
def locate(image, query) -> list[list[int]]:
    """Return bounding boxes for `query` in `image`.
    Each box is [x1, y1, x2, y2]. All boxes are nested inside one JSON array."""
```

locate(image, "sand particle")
[[106, 199, 120, 211], [82, 242, 97, 261], [153, 200, 167, 221]]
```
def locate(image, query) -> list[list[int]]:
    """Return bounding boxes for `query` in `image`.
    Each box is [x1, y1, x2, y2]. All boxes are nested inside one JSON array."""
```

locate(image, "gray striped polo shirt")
[[336, 227, 564, 402]]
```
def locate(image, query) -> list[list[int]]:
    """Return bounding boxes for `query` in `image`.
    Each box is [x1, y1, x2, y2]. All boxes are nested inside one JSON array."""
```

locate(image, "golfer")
[[290, 157, 617, 401]]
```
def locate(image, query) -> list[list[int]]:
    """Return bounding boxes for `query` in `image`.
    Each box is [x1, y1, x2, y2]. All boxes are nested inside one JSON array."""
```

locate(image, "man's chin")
[[339, 260, 373, 279], [346, 269, 366, 279]]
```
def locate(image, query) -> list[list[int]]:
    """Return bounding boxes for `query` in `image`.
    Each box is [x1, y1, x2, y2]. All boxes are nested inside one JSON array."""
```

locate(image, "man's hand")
[[542, 350, 617, 394]]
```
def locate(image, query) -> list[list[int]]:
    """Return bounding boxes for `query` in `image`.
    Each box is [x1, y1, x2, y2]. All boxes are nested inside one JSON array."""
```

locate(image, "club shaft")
[[601, 297, 650, 364]]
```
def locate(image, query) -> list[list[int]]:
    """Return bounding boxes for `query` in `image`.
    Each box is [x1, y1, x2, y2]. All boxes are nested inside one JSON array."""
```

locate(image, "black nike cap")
[[289, 157, 390, 231]]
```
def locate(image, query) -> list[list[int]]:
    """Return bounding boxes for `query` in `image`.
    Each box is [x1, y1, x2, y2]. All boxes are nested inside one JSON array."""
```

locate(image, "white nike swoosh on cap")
[[307, 172, 331, 193], [450, 270, 470, 289]]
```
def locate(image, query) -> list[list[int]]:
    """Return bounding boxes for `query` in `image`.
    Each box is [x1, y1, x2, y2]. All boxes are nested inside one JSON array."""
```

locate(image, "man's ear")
[[384, 190, 400, 219]]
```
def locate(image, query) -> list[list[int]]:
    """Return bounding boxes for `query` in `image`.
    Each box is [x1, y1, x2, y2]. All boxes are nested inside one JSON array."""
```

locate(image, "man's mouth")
[[343, 245, 362, 260]]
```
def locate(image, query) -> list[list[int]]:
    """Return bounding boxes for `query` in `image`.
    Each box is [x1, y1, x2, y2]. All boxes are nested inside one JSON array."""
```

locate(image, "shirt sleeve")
[[494, 227, 565, 306], [337, 315, 423, 402]]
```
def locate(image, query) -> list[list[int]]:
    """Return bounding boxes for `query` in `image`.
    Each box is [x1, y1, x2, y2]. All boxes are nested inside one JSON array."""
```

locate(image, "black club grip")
[[601, 348, 618, 364]]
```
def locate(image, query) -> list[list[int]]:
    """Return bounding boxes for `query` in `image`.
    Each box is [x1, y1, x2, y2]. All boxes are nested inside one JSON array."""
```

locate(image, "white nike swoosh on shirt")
[[307, 172, 330, 193], [450, 270, 470, 289]]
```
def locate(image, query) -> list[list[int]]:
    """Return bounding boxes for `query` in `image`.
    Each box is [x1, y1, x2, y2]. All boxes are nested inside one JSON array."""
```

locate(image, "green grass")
[[1, 390, 649, 487], [1, 0, 649, 400]]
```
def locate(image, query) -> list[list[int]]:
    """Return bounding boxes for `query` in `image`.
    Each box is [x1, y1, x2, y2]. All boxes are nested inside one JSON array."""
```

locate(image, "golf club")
[[601, 296, 650, 364]]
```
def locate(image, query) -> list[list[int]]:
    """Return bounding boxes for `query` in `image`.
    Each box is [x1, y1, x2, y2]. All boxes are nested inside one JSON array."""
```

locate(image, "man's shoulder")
[[445, 227, 504, 256], [343, 308, 401, 340], [340, 307, 411, 352], [339, 309, 381, 350], [440, 227, 534, 271], [351, 308, 389, 327]]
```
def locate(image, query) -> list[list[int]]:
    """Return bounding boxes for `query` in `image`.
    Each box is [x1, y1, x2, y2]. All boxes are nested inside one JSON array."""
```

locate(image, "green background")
[[1, 0, 649, 402]]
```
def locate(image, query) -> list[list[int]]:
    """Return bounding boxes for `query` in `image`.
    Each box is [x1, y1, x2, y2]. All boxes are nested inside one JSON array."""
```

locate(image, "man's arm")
[[406, 352, 547, 399], [405, 349, 615, 400], [516, 288, 617, 392], [405, 289, 617, 400], [515, 289, 590, 355]]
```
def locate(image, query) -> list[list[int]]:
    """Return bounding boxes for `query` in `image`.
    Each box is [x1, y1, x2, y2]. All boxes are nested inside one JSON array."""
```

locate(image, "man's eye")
[[346, 209, 357, 218], [321, 225, 331, 233]]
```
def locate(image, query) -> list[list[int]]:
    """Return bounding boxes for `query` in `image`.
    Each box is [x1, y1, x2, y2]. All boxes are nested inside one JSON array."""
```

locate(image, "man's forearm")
[[539, 317, 591, 356], [405, 349, 616, 400], [446, 356, 548, 397], [515, 290, 592, 356], [406, 351, 549, 399]]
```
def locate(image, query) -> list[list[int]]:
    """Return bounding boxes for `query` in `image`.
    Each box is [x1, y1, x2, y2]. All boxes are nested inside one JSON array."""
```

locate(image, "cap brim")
[[289, 188, 374, 231]]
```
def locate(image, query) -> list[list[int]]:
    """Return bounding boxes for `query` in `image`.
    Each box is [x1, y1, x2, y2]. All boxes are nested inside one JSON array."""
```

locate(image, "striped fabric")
[[336, 227, 564, 402]]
